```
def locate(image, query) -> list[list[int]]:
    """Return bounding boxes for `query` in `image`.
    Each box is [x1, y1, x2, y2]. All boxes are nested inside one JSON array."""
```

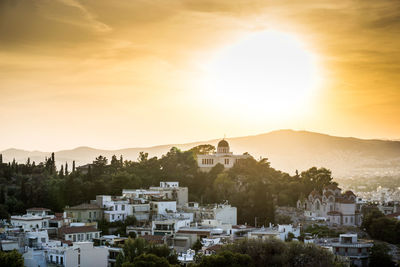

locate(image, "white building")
[[248, 224, 300, 241], [96, 195, 132, 222], [46, 242, 108, 267], [197, 140, 250, 171], [10, 208, 54, 231], [330, 234, 373, 267], [59, 226, 101, 242], [150, 200, 177, 215], [149, 182, 189, 208], [184, 203, 237, 225], [297, 185, 362, 226], [152, 217, 191, 236]]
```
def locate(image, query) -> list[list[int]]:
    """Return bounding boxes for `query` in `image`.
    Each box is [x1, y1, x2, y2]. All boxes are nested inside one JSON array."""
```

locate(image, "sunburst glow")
[[202, 31, 322, 118]]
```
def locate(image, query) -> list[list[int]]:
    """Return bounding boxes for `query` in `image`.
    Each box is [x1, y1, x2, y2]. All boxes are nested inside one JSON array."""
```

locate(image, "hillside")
[[2, 130, 400, 178]]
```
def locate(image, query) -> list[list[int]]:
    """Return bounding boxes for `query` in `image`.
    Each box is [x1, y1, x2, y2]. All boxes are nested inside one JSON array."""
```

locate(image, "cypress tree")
[[72, 160, 76, 172], [0, 154, 2, 164], [65, 162, 69, 176], [59, 165, 64, 177], [0, 186, 5, 204]]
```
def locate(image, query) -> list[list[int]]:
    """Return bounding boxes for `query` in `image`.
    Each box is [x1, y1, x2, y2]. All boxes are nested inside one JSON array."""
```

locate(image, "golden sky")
[[1, 0, 400, 151]]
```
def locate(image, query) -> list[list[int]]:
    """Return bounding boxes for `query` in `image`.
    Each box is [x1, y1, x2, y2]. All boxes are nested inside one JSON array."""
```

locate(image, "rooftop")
[[59, 226, 100, 235], [27, 207, 51, 211], [65, 203, 102, 210]]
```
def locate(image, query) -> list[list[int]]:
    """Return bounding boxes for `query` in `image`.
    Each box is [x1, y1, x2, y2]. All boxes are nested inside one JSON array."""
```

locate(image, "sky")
[[1, 0, 400, 151]]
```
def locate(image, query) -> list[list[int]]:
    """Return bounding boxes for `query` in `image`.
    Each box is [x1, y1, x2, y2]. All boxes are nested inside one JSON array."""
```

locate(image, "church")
[[196, 139, 250, 171], [297, 185, 362, 226]]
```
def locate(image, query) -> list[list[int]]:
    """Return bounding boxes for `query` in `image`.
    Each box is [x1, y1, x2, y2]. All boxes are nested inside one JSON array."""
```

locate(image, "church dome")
[[218, 139, 229, 148]]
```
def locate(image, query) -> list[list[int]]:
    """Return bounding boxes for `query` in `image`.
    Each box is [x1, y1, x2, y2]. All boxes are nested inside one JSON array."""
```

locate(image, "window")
[[345, 217, 348, 223], [89, 212, 92, 218], [73, 235, 76, 242], [122, 205, 125, 211], [112, 214, 115, 220], [50, 255, 53, 262], [56, 256, 59, 263], [60, 257, 63, 264], [224, 159, 229, 165], [94, 211, 96, 218], [86, 234, 89, 240], [115, 205, 118, 211], [202, 158, 214, 165]]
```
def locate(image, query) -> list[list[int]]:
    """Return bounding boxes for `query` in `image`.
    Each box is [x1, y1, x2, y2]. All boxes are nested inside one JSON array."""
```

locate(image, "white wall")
[[215, 205, 237, 225]]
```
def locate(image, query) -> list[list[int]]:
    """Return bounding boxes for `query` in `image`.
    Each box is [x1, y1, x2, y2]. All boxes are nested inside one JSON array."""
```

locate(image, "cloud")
[[54, 0, 111, 32]]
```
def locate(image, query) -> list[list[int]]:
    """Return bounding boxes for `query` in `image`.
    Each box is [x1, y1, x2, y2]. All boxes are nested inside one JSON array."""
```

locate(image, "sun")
[[201, 30, 322, 118]]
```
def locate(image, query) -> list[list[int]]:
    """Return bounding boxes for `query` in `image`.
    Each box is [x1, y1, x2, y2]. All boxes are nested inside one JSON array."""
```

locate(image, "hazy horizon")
[[1, 128, 400, 152]]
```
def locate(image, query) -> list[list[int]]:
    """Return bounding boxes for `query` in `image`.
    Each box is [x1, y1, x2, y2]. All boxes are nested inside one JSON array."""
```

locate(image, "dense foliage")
[[194, 239, 347, 267], [115, 237, 179, 267], [361, 208, 400, 244], [0, 250, 24, 267], [0, 147, 336, 225], [369, 243, 396, 267]]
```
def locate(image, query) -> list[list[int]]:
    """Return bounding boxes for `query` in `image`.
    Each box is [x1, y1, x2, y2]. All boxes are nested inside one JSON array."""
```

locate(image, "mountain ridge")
[[2, 129, 400, 178]]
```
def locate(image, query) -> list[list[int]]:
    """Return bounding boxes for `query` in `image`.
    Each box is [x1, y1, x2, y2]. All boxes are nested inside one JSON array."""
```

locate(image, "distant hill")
[[2, 130, 400, 178]]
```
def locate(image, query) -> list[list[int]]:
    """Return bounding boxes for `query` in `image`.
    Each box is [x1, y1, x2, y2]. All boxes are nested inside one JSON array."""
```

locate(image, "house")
[[196, 139, 250, 171], [149, 182, 189, 208], [248, 224, 300, 241], [132, 203, 150, 222], [126, 225, 152, 237], [297, 185, 362, 226], [65, 203, 103, 222], [59, 226, 101, 242], [150, 200, 177, 215], [331, 234, 373, 267], [10, 208, 54, 231], [151, 217, 191, 236], [96, 195, 131, 222], [183, 202, 237, 225], [46, 242, 108, 267]]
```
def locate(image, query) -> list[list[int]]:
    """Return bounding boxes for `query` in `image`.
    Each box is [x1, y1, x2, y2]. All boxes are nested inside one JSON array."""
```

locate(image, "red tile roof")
[[177, 230, 211, 235], [59, 226, 100, 235]]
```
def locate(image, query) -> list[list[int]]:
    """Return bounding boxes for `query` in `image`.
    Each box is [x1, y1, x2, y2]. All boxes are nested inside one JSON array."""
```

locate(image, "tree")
[[195, 251, 253, 267], [116, 238, 177, 267], [369, 243, 395, 267], [189, 144, 216, 155], [221, 238, 345, 267], [192, 239, 203, 252], [300, 167, 336, 194], [0, 250, 24, 267], [65, 162, 69, 176], [131, 253, 170, 267]]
